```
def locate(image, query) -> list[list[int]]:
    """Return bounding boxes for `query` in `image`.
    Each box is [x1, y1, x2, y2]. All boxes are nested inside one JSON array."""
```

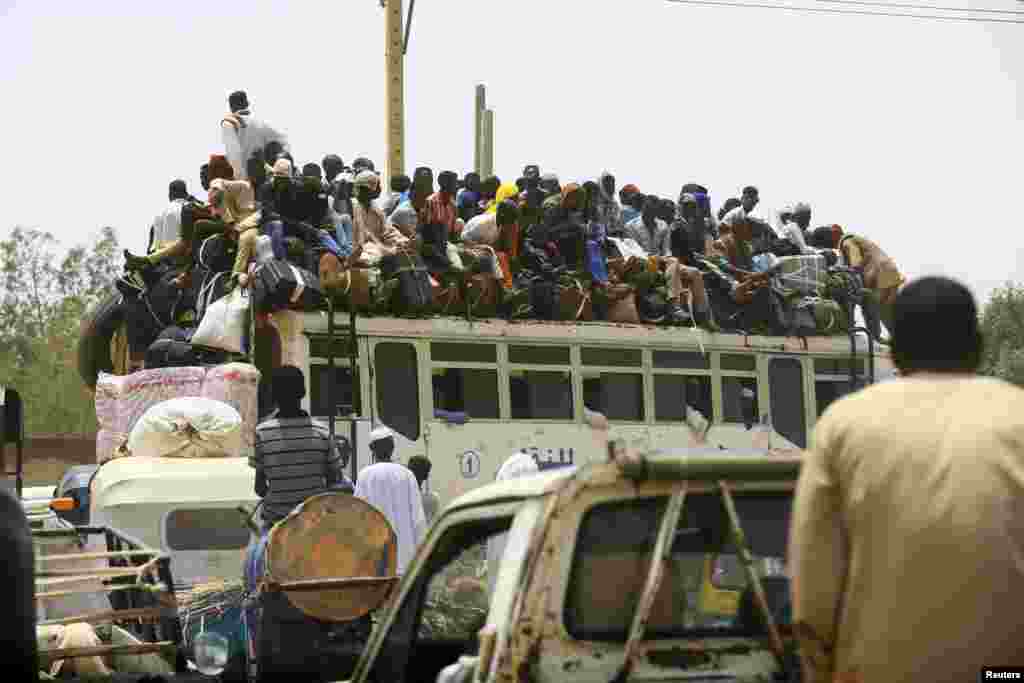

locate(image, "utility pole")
[[473, 84, 495, 177], [384, 0, 405, 189]]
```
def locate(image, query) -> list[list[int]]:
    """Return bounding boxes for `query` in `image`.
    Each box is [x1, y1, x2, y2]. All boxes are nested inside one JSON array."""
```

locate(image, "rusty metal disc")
[[265, 492, 397, 621]]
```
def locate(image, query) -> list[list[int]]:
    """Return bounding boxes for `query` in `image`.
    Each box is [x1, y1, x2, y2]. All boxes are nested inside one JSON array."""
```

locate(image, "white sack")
[[192, 287, 250, 353], [127, 397, 243, 458]]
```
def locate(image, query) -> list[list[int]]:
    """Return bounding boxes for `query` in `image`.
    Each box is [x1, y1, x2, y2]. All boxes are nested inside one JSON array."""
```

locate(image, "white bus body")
[[300, 314, 894, 506]]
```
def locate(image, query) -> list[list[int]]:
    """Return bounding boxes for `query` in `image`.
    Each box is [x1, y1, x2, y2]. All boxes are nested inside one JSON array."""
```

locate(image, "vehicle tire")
[[77, 291, 126, 389]]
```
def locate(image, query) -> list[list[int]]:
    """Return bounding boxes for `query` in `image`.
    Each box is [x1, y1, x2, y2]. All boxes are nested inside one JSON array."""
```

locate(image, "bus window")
[[375, 342, 420, 441], [432, 368, 499, 419], [768, 357, 807, 449], [815, 381, 849, 418], [581, 347, 642, 368], [720, 354, 756, 372], [583, 372, 644, 422], [652, 350, 710, 370], [510, 371, 573, 420], [310, 365, 360, 418], [654, 376, 712, 423], [508, 345, 570, 365], [722, 377, 758, 424], [430, 343, 497, 364]]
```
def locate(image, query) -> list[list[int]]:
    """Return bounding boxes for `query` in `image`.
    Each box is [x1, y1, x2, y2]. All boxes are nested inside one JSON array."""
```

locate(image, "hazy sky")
[[2, 0, 1021, 302]]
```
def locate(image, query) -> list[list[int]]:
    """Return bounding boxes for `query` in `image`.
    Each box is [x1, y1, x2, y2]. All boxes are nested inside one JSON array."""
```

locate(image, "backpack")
[[529, 278, 559, 320], [380, 252, 432, 317]]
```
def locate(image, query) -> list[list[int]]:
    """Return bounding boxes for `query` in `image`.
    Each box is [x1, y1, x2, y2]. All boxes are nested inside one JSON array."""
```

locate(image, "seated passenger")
[[619, 184, 642, 224], [350, 171, 410, 267], [710, 208, 772, 305], [376, 173, 411, 217], [209, 179, 263, 284], [220, 90, 289, 181], [125, 179, 199, 273], [778, 202, 817, 255], [423, 171, 463, 241], [625, 196, 711, 325], [390, 173, 433, 239]]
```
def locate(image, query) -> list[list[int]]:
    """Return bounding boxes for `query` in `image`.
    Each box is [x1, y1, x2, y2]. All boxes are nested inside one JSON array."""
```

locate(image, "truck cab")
[[344, 448, 800, 683]]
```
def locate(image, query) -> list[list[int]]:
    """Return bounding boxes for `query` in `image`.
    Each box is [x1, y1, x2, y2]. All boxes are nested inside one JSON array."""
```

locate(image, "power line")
[[809, 0, 1024, 14], [666, 0, 1024, 22]]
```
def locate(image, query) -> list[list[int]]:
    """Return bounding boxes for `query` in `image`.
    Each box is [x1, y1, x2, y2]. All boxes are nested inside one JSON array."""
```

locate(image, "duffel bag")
[[810, 297, 850, 335], [145, 339, 228, 369], [529, 278, 559, 321], [381, 252, 432, 317], [252, 260, 324, 313], [556, 278, 593, 322], [466, 273, 500, 318], [431, 275, 464, 316], [637, 288, 670, 324], [605, 284, 640, 324]]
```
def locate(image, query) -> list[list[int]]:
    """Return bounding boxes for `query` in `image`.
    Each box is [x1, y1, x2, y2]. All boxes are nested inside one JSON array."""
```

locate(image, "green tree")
[[0, 226, 121, 434], [979, 283, 1024, 387]]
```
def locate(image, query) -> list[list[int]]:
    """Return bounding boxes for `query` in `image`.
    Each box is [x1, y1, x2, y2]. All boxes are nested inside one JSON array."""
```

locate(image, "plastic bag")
[[192, 286, 250, 353], [127, 397, 243, 458]]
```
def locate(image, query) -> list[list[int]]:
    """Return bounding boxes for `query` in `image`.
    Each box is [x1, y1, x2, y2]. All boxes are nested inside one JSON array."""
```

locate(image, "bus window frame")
[[717, 352, 760, 426], [429, 350, 502, 422], [650, 346, 714, 425]]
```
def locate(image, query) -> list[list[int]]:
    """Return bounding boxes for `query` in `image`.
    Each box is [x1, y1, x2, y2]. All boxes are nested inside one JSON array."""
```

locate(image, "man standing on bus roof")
[[789, 276, 1024, 683], [354, 427, 426, 575]]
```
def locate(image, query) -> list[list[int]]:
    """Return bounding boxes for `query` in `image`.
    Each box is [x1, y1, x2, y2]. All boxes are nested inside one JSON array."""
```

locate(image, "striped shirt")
[[250, 413, 341, 526]]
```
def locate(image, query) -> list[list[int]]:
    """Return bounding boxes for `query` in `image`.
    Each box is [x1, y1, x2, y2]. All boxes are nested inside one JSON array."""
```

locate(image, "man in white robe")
[[485, 451, 540, 596], [354, 427, 426, 576], [221, 90, 290, 181]]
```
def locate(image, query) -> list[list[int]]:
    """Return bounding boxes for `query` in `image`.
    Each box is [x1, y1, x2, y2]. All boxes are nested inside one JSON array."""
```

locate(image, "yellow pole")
[[384, 0, 405, 188]]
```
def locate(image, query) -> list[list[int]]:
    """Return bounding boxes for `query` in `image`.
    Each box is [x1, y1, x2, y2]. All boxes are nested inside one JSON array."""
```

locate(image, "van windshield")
[[564, 491, 792, 641]]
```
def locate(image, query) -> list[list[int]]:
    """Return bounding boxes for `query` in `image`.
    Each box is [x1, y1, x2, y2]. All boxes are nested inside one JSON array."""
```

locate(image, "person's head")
[[523, 164, 541, 181], [642, 195, 661, 224], [497, 198, 520, 228], [353, 157, 375, 174], [539, 173, 561, 197], [302, 163, 323, 180], [808, 224, 843, 250], [890, 277, 983, 375], [271, 365, 305, 408], [271, 158, 293, 180], [741, 186, 759, 212], [600, 172, 616, 198], [481, 175, 500, 199], [619, 183, 639, 206], [369, 427, 395, 462], [463, 172, 481, 194], [438, 171, 459, 197], [322, 154, 344, 182], [679, 193, 699, 219], [228, 90, 249, 113], [391, 174, 412, 194], [411, 172, 433, 204], [264, 140, 285, 165], [200, 163, 210, 191], [407, 455, 432, 487], [208, 154, 235, 183], [659, 198, 676, 223], [561, 183, 583, 211], [792, 202, 811, 230], [168, 179, 188, 202], [354, 171, 381, 205], [719, 197, 742, 221]]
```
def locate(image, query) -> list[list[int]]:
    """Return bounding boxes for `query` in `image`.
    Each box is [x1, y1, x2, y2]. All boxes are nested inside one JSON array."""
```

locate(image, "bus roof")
[[304, 314, 888, 356]]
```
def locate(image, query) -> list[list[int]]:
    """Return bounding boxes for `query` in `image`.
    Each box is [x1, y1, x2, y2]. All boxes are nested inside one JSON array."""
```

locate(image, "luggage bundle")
[[127, 397, 243, 459], [95, 363, 261, 463]]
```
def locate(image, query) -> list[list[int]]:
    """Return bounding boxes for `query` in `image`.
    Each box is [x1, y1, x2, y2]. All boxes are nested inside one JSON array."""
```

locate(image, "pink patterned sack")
[[201, 363, 261, 457]]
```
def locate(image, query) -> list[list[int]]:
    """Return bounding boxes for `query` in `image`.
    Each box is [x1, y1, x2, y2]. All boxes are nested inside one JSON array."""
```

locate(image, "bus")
[[298, 312, 894, 506]]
